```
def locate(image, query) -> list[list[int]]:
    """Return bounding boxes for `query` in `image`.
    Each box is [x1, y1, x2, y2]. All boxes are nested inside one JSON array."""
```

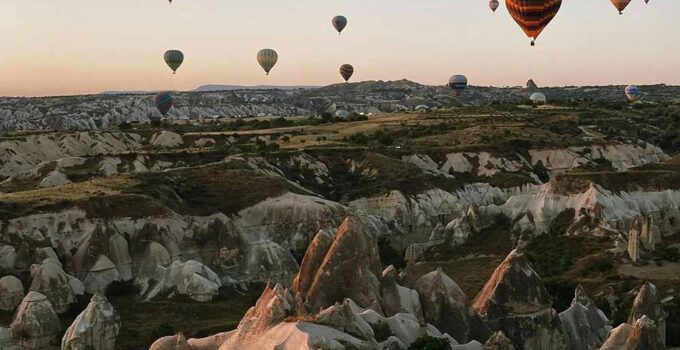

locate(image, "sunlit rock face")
[[0, 275, 24, 311], [292, 216, 384, 313], [472, 249, 565, 350], [558, 285, 611, 350], [10, 291, 61, 349], [149, 332, 192, 350], [628, 282, 666, 346], [600, 316, 664, 350], [61, 292, 121, 350]]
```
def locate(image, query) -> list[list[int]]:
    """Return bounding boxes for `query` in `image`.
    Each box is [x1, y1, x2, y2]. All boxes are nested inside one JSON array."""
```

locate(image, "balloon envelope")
[[257, 49, 278, 75], [154, 93, 173, 116], [164, 50, 184, 74], [340, 64, 354, 82], [448, 75, 468, 96], [530, 92, 547, 105], [489, 0, 500, 12], [611, 0, 632, 14], [505, 0, 562, 45], [332, 16, 348, 34], [625, 85, 640, 101]]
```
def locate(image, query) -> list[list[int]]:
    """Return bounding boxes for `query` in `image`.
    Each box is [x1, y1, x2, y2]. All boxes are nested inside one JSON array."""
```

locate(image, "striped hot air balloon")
[[489, 0, 500, 12], [154, 93, 173, 116], [505, 0, 562, 46], [448, 75, 468, 97], [625, 85, 640, 101], [257, 49, 278, 75], [611, 0, 632, 14], [339, 64, 354, 82], [332, 16, 348, 35], [164, 50, 184, 74]]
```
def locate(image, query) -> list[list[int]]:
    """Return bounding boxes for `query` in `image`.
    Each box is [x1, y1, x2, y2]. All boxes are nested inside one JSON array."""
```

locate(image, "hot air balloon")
[[625, 85, 640, 101], [339, 64, 354, 82], [489, 0, 500, 12], [448, 75, 468, 96], [506, 0, 562, 46], [257, 49, 278, 75], [530, 92, 547, 105], [168, 0, 172, 3], [611, 0, 632, 14], [164, 50, 184, 74], [332, 16, 348, 35], [154, 93, 173, 116], [644, 0, 650, 4]]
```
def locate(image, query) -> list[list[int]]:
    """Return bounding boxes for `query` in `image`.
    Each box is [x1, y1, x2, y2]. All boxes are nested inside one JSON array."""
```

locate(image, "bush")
[[378, 237, 405, 269], [409, 335, 451, 350]]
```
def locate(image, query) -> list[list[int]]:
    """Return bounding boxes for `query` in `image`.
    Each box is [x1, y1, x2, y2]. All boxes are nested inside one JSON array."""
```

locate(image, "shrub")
[[409, 335, 451, 350]]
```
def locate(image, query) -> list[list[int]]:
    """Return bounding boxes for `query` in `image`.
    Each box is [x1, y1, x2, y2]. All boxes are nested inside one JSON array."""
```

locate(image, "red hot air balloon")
[[611, 0, 632, 14], [506, 0, 562, 46]]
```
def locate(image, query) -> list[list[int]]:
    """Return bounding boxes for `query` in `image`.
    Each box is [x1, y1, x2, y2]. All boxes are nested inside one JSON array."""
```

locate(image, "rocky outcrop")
[[61, 292, 121, 350], [149, 332, 191, 350], [10, 291, 61, 349], [29, 259, 82, 313], [484, 331, 516, 349], [150, 131, 184, 148], [628, 282, 666, 346], [414, 268, 489, 343], [0, 275, 24, 311], [600, 316, 664, 350], [473, 249, 565, 350], [83, 255, 121, 293], [380, 265, 423, 321], [293, 216, 384, 313], [291, 229, 333, 297], [558, 286, 611, 350], [140, 260, 222, 302]]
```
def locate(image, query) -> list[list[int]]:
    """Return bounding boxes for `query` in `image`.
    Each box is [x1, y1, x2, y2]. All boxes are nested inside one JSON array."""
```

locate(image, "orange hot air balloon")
[[506, 0, 562, 46], [611, 0, 632, 14]]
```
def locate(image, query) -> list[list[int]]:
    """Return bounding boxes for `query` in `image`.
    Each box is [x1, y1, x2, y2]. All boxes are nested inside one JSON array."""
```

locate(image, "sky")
[[0, 0, 679, 97]]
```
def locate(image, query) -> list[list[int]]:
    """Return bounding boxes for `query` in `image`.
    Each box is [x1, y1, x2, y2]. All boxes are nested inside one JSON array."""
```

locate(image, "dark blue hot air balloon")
[[332, 16, 348, 35]]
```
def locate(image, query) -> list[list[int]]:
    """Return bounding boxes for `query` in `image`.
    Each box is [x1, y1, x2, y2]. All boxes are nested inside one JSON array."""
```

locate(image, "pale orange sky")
[[1, 0, 679, 96]]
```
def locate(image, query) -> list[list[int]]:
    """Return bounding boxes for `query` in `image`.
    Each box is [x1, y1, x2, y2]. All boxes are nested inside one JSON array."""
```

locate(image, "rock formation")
[[0, 275, 24, 311], [414, 267, 489, 343], [62, 292, 121, 350], [149, 332, 192, 350], [83, 255, 121, 293], [472, 249, 565, 350], [628, 282, 666, 346], [484, 331, 516, 349], [140, 260, 222, 302], [292, 216, 384, 313], [600, 316, 664, 350], [380, 265, 423, 322], [628, 219, 641, 262], [28, 259, 82, 313], [10, 291, 61, 349], [558, 285, 611, 350]]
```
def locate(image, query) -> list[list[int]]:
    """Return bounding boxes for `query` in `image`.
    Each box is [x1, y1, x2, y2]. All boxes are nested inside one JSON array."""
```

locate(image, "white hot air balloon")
[[530, 92, 547, 105]]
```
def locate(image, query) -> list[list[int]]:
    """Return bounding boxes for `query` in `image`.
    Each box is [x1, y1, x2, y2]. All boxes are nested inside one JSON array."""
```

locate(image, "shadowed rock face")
[[0, 275, 24, 311], [149, 332, 191, 350], [380, 265, 423, 322], [558, 286, 611, 350], [600, 316, 664, 350], [290, 229, 333, 298], [484, 331, 516, 349], [414, 267, 489, 344], [28, 259, 80, 313], [628, 281, 666, 346], [10, 291, 62, 349], [295, 216, 384, 313], [472, 249, 565, 350], [61, 292, 121, 350]]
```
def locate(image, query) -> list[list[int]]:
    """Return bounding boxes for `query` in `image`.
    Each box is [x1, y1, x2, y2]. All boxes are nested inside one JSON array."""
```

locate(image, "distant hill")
[[194, 84, 317, 92]]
